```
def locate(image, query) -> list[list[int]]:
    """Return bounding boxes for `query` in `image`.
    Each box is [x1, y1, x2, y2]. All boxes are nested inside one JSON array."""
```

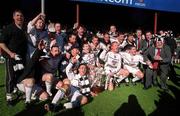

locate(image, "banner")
[[71, 0, 180, 13]]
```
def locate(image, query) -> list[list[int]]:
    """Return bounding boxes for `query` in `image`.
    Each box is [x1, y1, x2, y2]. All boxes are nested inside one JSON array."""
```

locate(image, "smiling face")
[[71, 48, 79, 57], [110, 25, 117, 33], [111, 42, 119, 53], [104, 33, 110, 42], [92, 36, 99, 45], [83, 43, 90, 53], [13, 11, 24, 27], [77, 26, 84, 36], [55, 23, 61, 33], [35, 19, 45, 30], [117, 34, 124, 43], [69, 34, 77, 44], [50, 46, 60, 57], [129, 46, 137, 55], [78, 64, 87, 76], [127, 35, 134, 43]]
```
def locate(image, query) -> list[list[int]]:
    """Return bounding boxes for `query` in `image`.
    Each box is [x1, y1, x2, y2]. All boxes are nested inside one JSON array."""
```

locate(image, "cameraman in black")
[[164, 30, 177, 79], [164, 30, 177, 56]]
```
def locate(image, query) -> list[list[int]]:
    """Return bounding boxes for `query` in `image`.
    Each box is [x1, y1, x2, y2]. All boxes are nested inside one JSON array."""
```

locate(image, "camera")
[[164, 30, 174, 38]]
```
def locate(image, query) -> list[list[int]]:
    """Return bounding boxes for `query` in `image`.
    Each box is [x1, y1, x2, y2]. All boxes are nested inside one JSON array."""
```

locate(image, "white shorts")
[[104, 66, 122, 77], [124, 65, 140, 75], [43, 73, 59, 83], [16, 83, 43, 95], [104, 67, 117, 74], [67, 86, 82, 102]]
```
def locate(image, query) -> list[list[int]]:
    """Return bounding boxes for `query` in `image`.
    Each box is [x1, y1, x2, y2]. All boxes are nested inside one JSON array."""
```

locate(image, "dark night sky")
[[0, 0, 180, 34]]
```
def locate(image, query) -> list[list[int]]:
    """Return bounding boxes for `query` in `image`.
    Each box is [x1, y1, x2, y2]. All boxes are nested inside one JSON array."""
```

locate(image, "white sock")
[[64, 102, 73, 109], [174, 59, 177, 63], [117, 75, 126, 83], [132, 76, 140, 82], [105, 75, 110, 90], [25, 85, 33, 103], [125, 78, 129, 83], [52, 90, 65, 104], [6, 93, 12, 101], [45, 81, 52, 96]]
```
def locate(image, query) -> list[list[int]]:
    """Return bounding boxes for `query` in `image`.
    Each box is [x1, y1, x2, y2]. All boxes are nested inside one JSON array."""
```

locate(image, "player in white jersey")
[[44, 57, 96, 112], [89, 35, 107, 57], [120, 45, 145, 84], [100, 42, 129, 91], [81, 43, 96, 66], [81, 43, 97, 78], [82, 43, 105, 87]]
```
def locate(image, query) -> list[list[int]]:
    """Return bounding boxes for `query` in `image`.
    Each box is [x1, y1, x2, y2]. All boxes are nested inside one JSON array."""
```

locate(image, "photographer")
[[164, 31, 177, 79], [164, 30, 177, 55]]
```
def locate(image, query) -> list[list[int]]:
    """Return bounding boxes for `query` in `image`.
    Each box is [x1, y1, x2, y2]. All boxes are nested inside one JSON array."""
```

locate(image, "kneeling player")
[[121, 45, 145, 85], [44, 57, 96, 111], [16, 77, 49, 104]]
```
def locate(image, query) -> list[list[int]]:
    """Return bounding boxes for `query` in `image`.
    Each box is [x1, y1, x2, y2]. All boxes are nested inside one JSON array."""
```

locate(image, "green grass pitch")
[[0, 63, 180, 116]]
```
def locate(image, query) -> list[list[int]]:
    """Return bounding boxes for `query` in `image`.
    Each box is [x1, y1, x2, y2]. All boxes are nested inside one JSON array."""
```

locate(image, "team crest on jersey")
[[112, 60, 117, 65]]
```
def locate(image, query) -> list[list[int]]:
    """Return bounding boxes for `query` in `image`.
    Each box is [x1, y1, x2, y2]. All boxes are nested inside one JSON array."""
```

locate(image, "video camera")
[[164, 30, 174, 39]]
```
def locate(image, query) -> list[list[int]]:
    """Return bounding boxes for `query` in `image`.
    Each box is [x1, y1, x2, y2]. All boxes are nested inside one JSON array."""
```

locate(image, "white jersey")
[[100, 50, 122, 73], [81, 53, 96, 66], [89, 42, 107, 57], [66, 63, 90, 87], [118, 40, 127, 50], [27, 21, 49, 57], [120, 52, 145, 68], [120, 52, 145, 74], [66, 63, 91, 96], [64, 43, 73, 54]]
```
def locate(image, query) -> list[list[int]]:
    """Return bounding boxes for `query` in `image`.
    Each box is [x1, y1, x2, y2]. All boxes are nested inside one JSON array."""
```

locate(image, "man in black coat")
[[0, 10, 27, 105]]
